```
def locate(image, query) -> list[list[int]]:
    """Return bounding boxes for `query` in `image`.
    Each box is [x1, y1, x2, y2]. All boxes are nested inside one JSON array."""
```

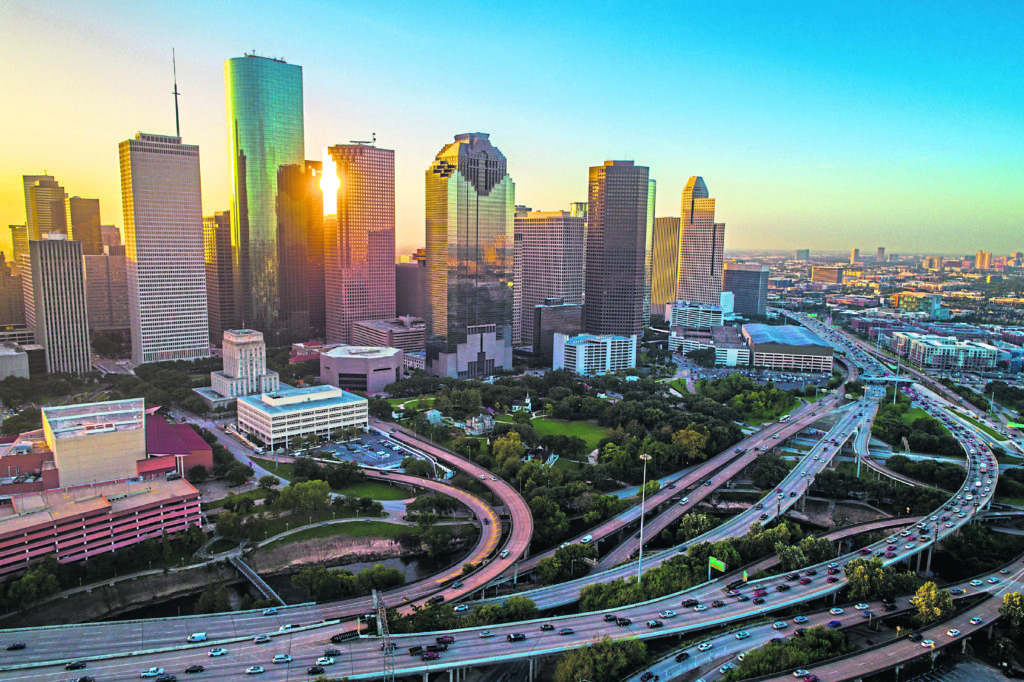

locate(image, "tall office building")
[[513, 210, 585, 347], [67, 197, 104, 255], [794, 249, 810, 261], [676, 176, 725, 307], [425, 133, 514, 378], [876, 246, 886, 263], [0, 253, 24, 326], [651, 217, 681, 319], [583, 161, 653, 339], [324, 144, 395, 344], [395, 249, 426, 319], [119, 133, 209, 365], [23, 175, 69, 241], [850, 248, 860, 265], [203, 211, 235, 344], [276, 160, 325, 340], [225, 54, 305, 343], [722, 261, 770, 316], [975, 250, 992, 270], [8, 226, 28, 268], [83, 245, 129, 334], [23, 237, 91, 374], [100, 225, 121, 248]]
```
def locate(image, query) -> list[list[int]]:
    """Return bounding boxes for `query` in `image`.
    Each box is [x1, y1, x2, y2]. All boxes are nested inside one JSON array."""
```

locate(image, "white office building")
[[553, 333, 637, 376], [236, 385, 368, 450], [119, 133, 209, 365]]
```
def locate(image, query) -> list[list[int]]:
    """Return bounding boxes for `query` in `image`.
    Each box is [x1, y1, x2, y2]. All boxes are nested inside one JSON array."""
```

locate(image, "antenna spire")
[[172, 48, 181, 137]]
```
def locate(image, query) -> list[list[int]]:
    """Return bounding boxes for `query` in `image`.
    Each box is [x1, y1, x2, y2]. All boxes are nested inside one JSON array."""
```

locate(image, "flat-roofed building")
[[144, 415, 214, 476], [533, 298, 583, 363], [668, 325, 751, 366], [741, 323, 833, 372], [0, 346, 29, 380], [722, 261, 769, 316], [320, 345, 403, 394], [83, 246, 130, 333], [891, 332, 998, 371], [811, 266, 844, 284], [42, 398, 146, 488], [351, 316, 426, 352], [669, 301, 723, 329], [236, 385, 368, 450], [0, 478, 200, 577], [553, 333, 637, 376]]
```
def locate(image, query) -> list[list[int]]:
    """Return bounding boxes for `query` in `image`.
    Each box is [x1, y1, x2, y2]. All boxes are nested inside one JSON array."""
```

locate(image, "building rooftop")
[[352, 317, 425, 331], [563, 333, 634, 346], [0, 478, 198, 536], [321, 345, 402, 360], [238, 385, 365, 416], [42, 399, 145, 440], [146, 415, 211, 456], [742, 324, 829, 347]]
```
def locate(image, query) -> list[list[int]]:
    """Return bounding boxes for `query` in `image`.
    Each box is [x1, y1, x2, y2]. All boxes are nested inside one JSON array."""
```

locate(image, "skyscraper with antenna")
[[172, 48, 181, 137]]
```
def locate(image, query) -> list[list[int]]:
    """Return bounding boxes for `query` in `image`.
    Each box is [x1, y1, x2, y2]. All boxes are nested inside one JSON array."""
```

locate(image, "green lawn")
[[954, 412, 1008, 441], [995, 496, 1024, 507], [203, 488, 271, 510], [529, 417, 609, 452], [665, 378, 690, 394], [206, 538, 239, 554], [252, 457, 297, 480], [552, 458, 585, 471], [334, 481, 412, 501]]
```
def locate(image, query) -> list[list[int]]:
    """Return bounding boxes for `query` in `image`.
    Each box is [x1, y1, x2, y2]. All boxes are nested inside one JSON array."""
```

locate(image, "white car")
[[246, 666, 265, 675], [830, 608, 844, 615], [697, 641, 713, 651], [209, 648, 228, 657], [262, 608, 277, 616], [970, 579, 983, 586], [272, 654, 292, 664], [735, 631, 750, 639], [693, 604, 708, 612], [454, 604, 470, 612], [315, 657, 334, 666], [947, 629, 961, 637], [659, 610, 676, 618], [479, 631, 494, 638], [581, 535, 593, 544], [140, 669, 165, 678], [855, 603, 869, 610], [187, 633, 207, 643], [921, 639, 935, 648]]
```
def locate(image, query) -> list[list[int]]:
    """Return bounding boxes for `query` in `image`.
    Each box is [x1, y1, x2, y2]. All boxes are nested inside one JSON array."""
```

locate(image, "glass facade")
[[583, 160, 653, 338], [677, 176, 725, 306], [425, 133, 514, 377], [225, 55, 304, 343]]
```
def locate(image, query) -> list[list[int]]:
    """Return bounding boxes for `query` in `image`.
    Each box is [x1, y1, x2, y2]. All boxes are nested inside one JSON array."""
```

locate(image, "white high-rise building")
[[23, 236, 91, 374], [119, 133, 210, 365], [210, 329, 279, 398]]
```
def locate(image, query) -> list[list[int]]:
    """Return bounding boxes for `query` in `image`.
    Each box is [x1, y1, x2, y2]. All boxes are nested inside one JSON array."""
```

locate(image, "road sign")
[[709, 557, 726, 572]]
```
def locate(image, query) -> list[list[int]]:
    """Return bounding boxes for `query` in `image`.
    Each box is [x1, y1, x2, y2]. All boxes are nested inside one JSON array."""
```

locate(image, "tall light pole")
[[637, 453, 652, 584]]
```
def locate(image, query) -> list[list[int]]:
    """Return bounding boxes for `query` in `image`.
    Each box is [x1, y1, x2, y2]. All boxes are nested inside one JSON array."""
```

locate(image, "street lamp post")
[[637, 453, 652, 584]]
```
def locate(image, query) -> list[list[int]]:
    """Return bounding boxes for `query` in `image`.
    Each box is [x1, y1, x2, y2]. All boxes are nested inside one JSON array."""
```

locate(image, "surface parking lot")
[[317, 432, 412, 469]]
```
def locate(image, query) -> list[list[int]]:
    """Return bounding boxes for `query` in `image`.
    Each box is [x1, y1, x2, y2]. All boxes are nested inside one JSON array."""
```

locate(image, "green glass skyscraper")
[[225, 54, 304, 343], [425, 133, 515, 378]]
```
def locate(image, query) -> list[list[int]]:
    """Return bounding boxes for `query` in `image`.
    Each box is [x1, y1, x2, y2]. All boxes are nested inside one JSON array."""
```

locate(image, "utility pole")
[[637, 453, 652, 584]]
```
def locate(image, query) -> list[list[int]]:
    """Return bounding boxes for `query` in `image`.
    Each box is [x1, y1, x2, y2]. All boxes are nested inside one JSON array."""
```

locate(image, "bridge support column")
[[924, 545, 934, 578], [894, 664, 903, 681], [449, 668, 454, 682], [528, 657, 535, 682]]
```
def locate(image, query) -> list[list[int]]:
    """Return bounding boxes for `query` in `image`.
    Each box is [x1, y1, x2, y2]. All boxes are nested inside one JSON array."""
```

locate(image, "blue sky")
[[1, 0, 1021, 255]]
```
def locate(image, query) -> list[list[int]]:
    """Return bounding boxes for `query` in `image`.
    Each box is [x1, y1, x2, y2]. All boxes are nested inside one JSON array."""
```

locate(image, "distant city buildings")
[[23, 175, 69, 241], [23, 237, 91, 374], [876, 246, 886, 263], [975, 250, 992, 270], [395, 248, 426, 319], [203, 210, 235, 344], [0, 253, 24, 326], [83, 245, 129, 334], [553, 332, 637, 376], [793, 249, 810, 261], [324, 143, 395, 344], [119, 133, 209, 364], [67, 196, 103, 255], [676, 176, 724, 307], [889, 332, 997, 371], [513, 209, 584, 347], [850, 248, 860, 265], [351, 316, 425, 352], [810, 266, 844, 284], [425, 133, 514, 378], [225, 54, 305, 344], [584, 160, 653, 339]]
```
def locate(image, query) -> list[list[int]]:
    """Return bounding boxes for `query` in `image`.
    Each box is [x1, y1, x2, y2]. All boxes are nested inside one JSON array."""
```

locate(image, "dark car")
[[736, 594, 750, 602], [786, 572, 800, 581], [603, 613, 619, 622], [421, 651, 440, 661], [72, 678, 96, 682], [506, 633, 526, 642], [324, 648, 342, 656], [156, 675, 177, 682], [826, 576, 840, 583], [540, 623, 555, 631], [681, 598, 699, 607], [909, 633, 923, 642], [616, 617, 632, 626], [827, 620, 842, 628], [753, 597, 766, 605], [882, 603, 897, 612], [827, 567, 839, 574], [307, 666, 325, 675], [65, 662, 87, 671], [675, 651, 690, 662], [776, 583, 791, 592], [804, 569, 817, 576], [436, 636, 455, 645], [428, 595, 445, 604], [185, 665, 205, 673], [6, 642, 25, 651]]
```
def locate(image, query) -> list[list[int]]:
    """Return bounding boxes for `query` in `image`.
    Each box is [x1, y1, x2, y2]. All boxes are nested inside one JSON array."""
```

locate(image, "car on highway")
[[711, 600, 725, 608], [307, 666, 325, 675], [581, 535, 593, 544], [970, 616, 984, 625], [675, 651, 690, 662], [262, 607, 277, 616], [184, 665, 205, 674], [253, 635, 271, 644], [315, 656, 334, 666], [753, 597, 766, 605], [66, 662, 88, 671], [141, 669, 165, 678], [988, 577, 1000, 584], [772, 621, 788, 630], [793, 670, 810, 678], [693, 604, 708, 611], [827, 620, 842, 628], [697, 641, 713, 651], [245, 666, 265, 675], [559, 627, 575, 635], [794, 616, 808, 624], [921, 639, 935, 648], [616, 617, 632, 626], [646, 619, 663, 629], [947, 629, 961, 637], [799, 577, 812, 585], [186, 632, 207, 643], [855, 603, 869, 610], [421, 652, 440, 661], [659, 610, 676, 618], [540, 623, 554, 631], [776, 584, 791, 592], [479, 630, 494, 638], [5, 642, 25, 650], [735, 631, 750, 639], [454, 604, 470, 612], [970, 579, 984, 586], [507, 633, 527, 642], [681, 598, 699, 607], [272, 654, 292, 664]]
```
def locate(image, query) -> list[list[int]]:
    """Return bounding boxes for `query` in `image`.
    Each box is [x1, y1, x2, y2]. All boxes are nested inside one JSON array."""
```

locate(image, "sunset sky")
[[1, 0, 1022, 258]]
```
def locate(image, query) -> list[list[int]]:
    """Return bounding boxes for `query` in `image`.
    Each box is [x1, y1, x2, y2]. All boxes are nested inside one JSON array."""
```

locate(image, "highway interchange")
[[1, 320, 1022, 681]]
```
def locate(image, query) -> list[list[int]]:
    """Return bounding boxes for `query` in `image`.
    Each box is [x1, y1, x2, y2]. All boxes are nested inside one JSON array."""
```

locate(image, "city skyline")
[[1, 1, 1021, 258]]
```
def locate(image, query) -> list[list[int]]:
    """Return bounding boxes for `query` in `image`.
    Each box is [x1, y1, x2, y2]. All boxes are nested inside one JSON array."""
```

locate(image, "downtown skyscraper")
[[323, 144, 395, 344], [119, 133, 209, 364], [225, 54, 304, 343], [676, 176, 725, 307], [23, 236, 91, 374], [583, 160, 654, 338], [23, 175, 69, 242], [425, 133, 514, 378]]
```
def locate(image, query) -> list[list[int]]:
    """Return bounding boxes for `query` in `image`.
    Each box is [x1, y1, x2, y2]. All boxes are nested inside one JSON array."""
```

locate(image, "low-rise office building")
[[320, 345, 404, 395], [236, 385, 368, 451], [553, 333, 637, 376], [350, 316, 426, 352], [742, 324, 834, 372]]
